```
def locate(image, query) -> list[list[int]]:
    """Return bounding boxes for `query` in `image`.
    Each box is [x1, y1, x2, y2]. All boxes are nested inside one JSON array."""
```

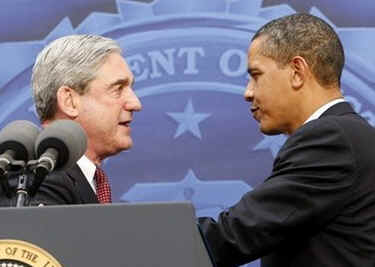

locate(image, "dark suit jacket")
[[0, 164, 99, 206], [199, 102, 375, 267], [32, 163, 99, 205]]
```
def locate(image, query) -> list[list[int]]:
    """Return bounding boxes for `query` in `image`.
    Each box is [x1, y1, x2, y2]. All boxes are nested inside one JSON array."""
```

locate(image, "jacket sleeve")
[[199, 118, 357, 267]]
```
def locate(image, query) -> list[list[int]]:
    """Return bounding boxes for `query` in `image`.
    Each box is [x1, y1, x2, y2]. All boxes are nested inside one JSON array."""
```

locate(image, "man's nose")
[[244, 81, 254, 102], [125, 90, 142, 111]]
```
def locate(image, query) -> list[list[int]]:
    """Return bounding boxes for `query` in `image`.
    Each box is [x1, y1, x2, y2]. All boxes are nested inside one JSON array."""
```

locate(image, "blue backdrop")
[[1, 1, 375, 266]]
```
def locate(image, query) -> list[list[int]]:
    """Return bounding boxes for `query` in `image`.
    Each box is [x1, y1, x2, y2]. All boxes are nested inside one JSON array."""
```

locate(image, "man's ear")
[[290, 56, 309, 90], [56, 86, 80, 118]]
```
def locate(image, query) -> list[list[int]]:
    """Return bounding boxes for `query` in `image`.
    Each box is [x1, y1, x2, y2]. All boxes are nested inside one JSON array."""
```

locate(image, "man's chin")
[[119, 139, 133, 151], [260, 125, 283, 136], [107, 139, 133, 156]]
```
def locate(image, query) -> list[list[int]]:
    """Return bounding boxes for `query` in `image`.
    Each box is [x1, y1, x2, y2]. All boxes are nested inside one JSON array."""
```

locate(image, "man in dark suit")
[[26, 34, 142, 205], [198, 13, 375, 267]]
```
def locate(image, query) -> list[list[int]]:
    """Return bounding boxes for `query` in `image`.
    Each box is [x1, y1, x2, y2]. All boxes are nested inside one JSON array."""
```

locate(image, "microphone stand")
[[0, 157, 50, 207], [15, 173, 29, 207], [13, 159, 48, 207], [11, 160, 30, 207], [0, 157, 29, 207]]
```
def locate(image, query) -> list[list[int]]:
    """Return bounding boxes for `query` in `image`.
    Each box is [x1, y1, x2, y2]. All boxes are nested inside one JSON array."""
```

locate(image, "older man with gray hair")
[[31, 34, 142, 204]]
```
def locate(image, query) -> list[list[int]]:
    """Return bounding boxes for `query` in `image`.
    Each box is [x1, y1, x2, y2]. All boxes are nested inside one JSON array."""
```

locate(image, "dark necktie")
[[94, 166, 112, 204]]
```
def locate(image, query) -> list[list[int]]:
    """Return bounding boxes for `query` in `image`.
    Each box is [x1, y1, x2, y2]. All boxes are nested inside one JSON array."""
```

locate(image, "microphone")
[[34, 120, 87, 177], [0, 120, 40, 176], [0, 120, 40, 200]]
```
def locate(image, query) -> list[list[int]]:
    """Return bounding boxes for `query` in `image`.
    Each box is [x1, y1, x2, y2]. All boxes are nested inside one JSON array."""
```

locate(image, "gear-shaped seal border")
[[0, 0, 374, 143]]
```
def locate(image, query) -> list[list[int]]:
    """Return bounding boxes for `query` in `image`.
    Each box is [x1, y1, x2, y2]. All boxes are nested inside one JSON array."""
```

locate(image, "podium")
[[0, 202, 214, 267]]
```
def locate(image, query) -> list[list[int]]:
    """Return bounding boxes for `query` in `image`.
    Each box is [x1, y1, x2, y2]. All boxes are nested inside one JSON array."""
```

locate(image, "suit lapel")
[[66, 164, 99, 204]]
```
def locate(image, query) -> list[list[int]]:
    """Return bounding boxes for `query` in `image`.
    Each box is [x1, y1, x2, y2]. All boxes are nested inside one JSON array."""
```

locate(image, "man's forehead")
[[248, 37, 265, 56], [98, 53, 133, 75], [247, 42, 261, 68]]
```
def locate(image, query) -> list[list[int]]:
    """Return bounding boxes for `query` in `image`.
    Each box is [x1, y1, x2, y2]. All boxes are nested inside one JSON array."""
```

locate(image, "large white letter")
[[126, 54, 149, 82], [148, 48, 176, 78], [178, 47, 205, 74], [220, 49, 247, 77]]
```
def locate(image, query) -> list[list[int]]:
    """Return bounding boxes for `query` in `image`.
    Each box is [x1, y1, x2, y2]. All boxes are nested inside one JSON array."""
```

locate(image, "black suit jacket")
[[0, 164, 99, 206], [32, 163, 99, 205], [199, 102, 375, 267]]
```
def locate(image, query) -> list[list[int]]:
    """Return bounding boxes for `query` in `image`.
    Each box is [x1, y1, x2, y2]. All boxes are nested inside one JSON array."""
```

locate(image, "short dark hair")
[[252, 13, 345, 88]]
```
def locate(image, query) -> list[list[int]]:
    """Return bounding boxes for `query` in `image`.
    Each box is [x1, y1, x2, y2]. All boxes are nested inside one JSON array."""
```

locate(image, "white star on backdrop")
[[253, 135, 288, 157], [167, 99, 211, 139]]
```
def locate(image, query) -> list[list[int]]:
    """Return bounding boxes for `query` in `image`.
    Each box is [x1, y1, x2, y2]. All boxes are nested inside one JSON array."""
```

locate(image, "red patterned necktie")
[[94, 166, 112, 204]]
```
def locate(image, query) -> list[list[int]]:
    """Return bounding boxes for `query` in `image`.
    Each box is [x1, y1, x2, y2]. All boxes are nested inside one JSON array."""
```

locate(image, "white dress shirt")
[[304, 98, 346, 125]]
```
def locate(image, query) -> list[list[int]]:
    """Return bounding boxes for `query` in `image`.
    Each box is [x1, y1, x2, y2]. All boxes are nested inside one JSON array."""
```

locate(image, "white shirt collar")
[[304, 98, 346, 125], [76, 155, 97, 193]]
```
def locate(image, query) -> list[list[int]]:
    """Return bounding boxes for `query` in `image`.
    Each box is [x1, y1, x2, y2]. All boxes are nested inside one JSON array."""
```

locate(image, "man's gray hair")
[[252, 13, 345, 88], [32, 34, 122, 122]]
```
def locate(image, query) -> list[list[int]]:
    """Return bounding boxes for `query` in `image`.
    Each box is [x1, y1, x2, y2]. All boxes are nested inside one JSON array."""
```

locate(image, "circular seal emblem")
[[0, 239, 62, 267]]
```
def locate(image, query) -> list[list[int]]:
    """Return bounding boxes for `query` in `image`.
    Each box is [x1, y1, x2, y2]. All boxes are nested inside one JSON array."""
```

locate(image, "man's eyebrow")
[[108, 78, 134, 88]]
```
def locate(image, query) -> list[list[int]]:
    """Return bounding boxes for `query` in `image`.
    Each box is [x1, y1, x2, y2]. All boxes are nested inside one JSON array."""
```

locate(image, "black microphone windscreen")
[[0, 120, 40, 161], [35, 120, 87, 171]]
